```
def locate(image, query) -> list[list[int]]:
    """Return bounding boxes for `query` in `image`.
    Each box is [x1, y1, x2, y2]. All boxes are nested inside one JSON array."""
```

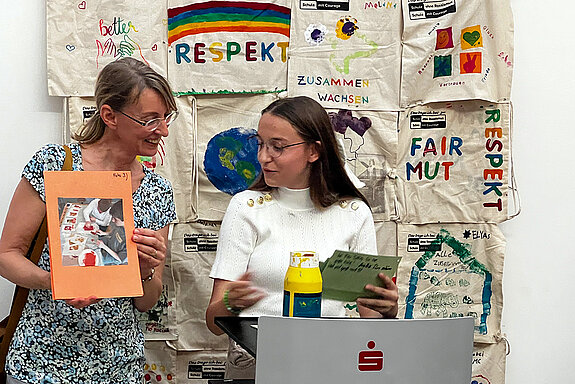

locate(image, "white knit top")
[[210, 187, 377, 317]]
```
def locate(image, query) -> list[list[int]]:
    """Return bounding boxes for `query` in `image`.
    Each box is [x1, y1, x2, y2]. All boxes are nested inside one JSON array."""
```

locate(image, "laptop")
[[214, 316, 259, 357], [255, 316, 474, 384]]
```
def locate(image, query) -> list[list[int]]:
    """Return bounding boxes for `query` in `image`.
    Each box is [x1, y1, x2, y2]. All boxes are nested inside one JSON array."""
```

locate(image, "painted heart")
[[463, 31, 480, 46], [162, 19, 168, 25], [151, 44, 157, 51], [78, 1, 86, 9], [66, 44, 76, 52]]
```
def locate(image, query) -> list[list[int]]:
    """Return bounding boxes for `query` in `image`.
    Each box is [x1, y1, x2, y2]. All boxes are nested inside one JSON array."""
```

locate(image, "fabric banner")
[[138, 263, 178, 340], [67, 97, 98, 137], [195, 93, 278, 221], [154, 96, 197, 223], [472, 340, 508, 384], [396, 223, 505, 344], [171, 222, 229, 351], [287, 0, 401, 110], [139, 228, 178, 340], [47, 0, 168, 96], [167, 0, 291, 95], [328, 109, 399, 221], [144, 341, 178, 383], [396, 101, 511, 224], [400, 0, 514, 107], [175, 350, 228, 383], [375, 220, 398, 258], [67, 96, 197, 222]]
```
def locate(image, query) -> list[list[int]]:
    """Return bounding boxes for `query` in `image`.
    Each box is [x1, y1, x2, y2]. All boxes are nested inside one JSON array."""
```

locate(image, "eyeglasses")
[[118, 110, 179, 131], [250, 135, 307, 158]]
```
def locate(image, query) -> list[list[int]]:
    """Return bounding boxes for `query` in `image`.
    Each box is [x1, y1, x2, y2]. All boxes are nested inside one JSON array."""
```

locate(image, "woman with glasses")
[[205, 96, 398, 379], [0, 57, 177, 384]]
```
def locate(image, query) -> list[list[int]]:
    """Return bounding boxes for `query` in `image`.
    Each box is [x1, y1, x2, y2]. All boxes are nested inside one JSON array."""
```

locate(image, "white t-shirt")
[[82, 198, 112, 227], [210, 187, 377, 317]]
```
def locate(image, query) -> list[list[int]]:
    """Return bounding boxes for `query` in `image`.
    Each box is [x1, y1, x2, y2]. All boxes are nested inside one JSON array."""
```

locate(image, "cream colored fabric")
[[400, 0, 514, 106], [170, 222, 228, 351], [396, 101, 511, 224], [472, 340, 508, 384], [139, 229, 178, 340], [375, 220, 398, 258], [47, 0, 168, 96], [195, 93, 278, 221], [328, 109, 399, 221], [167, 0, 290, 95], [144, 341, 178, 383], [155, 96, 197, 223], [288, 0, 401, 110], [138, 262, 178, 340], [396, 223, 505, 344], [175, 349, 228, 383], [67, 97, 97, 138]]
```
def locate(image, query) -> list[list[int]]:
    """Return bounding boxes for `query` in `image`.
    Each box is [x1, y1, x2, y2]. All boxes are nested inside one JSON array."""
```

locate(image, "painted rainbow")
[[168, 1, 291, 45]]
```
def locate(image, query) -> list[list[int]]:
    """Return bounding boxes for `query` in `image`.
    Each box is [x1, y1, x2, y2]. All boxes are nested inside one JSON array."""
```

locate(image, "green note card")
[[321, 250, 401, 302]]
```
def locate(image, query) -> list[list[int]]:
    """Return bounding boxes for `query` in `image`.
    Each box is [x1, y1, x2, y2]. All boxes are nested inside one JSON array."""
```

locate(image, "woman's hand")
[[132, 226, 169, 312], [356, 273, 399, 319], [65, 296, 100, 309], [223, 272, 267, 311], [206, 274, 267, 335], [132, 227, 165, 279]]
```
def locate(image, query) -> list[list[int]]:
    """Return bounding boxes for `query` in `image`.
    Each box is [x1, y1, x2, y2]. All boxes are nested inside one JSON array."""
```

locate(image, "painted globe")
[[203, 127, 261, 195]]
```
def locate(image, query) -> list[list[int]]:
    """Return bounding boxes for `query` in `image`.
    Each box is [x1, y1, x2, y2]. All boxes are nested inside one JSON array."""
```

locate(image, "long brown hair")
[[72, 58, 177, 144], [250, 96, 369, 208]]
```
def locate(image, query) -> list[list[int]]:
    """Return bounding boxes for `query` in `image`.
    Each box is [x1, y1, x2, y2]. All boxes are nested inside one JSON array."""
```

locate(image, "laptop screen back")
[[256, 316, 474, 384]]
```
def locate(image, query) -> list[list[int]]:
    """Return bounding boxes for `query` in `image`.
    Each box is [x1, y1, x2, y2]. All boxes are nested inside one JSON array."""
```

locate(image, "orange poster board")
[[44, 171, 143, 300]]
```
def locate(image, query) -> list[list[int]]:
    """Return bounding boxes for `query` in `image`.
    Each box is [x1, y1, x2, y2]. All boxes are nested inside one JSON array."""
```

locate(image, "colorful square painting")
[[433, 55, 452, 78], [461, 25, 483, 50], [460, 52, 482, 74], [436, 27, 454, 50]]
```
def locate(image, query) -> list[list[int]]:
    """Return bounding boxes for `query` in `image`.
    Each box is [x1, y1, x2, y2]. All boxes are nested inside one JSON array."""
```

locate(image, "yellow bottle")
[[283, 251, 322, 318]]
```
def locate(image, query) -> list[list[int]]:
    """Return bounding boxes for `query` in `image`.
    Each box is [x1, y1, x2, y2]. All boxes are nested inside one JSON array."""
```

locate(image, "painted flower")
[[304, 23, 327, 46], [335, 17, 358, 40]]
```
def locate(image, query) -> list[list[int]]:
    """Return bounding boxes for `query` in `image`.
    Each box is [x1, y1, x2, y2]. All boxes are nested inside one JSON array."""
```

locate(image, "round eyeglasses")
[[250, 135, 307, 158], [119, 110, 179, 131]]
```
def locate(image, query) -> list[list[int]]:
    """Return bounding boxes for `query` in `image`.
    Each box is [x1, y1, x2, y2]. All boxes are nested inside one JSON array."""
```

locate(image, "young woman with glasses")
[[0, 57, 177, 384], [205, 96, 398, 379]]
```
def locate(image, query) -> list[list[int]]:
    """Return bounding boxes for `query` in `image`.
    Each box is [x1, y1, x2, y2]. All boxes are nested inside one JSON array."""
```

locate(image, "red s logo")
[[358, 341, 384, 372]]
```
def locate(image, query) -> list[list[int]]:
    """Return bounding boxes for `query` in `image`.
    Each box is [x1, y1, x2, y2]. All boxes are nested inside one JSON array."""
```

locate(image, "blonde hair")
[[73, 58, 177, 144]]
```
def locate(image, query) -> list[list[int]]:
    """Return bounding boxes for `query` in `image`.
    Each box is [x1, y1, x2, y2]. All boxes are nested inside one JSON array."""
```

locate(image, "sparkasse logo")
[[358, 340, 384, 371]]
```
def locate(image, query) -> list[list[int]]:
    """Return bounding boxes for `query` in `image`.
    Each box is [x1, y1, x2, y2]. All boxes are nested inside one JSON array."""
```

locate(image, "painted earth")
[[203, 127, 261, 195]]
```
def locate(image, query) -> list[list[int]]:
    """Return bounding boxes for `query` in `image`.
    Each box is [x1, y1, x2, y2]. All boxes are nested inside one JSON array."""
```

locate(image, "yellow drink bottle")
[[282, 251, 322, 318]]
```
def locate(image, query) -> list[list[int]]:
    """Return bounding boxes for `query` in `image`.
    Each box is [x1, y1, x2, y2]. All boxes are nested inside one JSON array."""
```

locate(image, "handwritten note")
[[320, 250, 401, 302]]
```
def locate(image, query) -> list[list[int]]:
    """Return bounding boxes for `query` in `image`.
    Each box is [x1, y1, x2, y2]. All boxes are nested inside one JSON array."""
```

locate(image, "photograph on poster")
[[57, 197, 127, 267]]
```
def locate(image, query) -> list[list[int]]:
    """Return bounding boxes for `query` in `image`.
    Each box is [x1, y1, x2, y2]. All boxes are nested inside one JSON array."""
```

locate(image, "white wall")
[[0, 4, 62, 318], [499, 1, 575, 382], [0, 1, 573, 382]]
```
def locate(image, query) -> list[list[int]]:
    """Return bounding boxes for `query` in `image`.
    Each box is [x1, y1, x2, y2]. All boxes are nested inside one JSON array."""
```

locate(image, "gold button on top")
[[339, 200, 348, 208], [351, 202, 359, 210], [247, 199, 254, 207], [257, 196, 264, 205], [264, 193, 272, 202]]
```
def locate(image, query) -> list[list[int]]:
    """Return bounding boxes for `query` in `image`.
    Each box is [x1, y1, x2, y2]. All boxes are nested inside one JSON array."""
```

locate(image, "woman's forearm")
[[0, 178, 52, 290], [0, 251, 51, 290], [134, 275, 163, 312]]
